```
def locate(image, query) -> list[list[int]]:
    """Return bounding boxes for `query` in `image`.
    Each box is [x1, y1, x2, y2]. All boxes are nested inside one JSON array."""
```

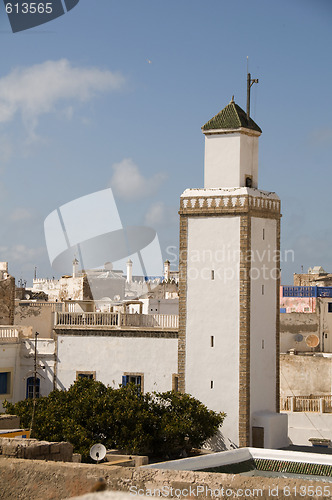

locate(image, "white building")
[[0, 326, 55, 412], [178, 98, 287, 449], [54, 311, 178, 393]]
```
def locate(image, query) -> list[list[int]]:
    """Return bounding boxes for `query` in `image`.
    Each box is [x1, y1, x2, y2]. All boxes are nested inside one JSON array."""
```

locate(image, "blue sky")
[[0, 0, 331, 284]]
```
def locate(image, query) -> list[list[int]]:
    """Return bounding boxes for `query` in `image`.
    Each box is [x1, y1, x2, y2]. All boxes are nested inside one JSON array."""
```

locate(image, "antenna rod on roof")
[[246, 70, 259, 121]]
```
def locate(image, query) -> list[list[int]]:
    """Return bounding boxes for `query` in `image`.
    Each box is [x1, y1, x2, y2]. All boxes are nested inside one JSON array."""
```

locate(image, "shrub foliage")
[[4, 379, 225, 460]]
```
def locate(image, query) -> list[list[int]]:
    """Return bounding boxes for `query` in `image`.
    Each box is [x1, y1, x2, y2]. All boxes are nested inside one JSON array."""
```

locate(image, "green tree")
[[4, 378, 225, 461]]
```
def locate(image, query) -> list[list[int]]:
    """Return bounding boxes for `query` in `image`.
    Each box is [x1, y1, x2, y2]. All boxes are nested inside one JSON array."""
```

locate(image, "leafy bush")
[[4, 378, 225, 461]]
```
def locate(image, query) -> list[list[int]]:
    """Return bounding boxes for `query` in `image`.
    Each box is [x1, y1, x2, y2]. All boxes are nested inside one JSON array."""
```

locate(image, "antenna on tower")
[[246, 58, 259, 121]]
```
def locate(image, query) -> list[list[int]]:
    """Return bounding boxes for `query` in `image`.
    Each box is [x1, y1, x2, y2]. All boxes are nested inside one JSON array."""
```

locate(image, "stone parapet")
[[0, 415, 20, 429], [179, 191, 280, 218], [0, 437, 73, 462]]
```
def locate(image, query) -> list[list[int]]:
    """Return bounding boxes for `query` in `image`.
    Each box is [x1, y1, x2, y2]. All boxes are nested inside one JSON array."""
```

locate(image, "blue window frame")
[[122, 375, 142, 393], [26, 377, 40, 399], [0, 372, 9, 394]]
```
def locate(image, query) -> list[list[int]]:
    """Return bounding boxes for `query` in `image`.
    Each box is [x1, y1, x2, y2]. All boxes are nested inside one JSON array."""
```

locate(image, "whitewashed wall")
[[250, 217, 277, 418], [204, 133, 259, 189], [141, 298, 179, 315], [56, 335, 178, 393], [0, 338, 55, 410], [185, 216, 240, 448], [285, 412, 332, 446], [19, 339, 55, 401], [0, 342, 20, 411]]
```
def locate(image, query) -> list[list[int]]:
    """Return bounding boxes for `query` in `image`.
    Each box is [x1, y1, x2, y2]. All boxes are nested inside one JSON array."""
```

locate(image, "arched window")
[[26, 377, 40, 399]]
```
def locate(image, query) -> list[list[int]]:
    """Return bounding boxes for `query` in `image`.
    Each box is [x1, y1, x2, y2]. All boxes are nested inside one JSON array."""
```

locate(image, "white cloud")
[[0, 59, 125, 129], [109, 158, 167, 201], [0, 244, 44, 263], [144, 201, 178, 227], [9, 208, 33, 222]]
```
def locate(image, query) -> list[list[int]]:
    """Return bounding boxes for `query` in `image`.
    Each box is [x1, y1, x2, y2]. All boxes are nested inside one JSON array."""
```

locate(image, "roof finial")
[[230, 95, 234, 103]]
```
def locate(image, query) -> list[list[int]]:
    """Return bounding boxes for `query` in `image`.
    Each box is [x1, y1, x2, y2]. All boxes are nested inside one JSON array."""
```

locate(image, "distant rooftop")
[[309, 266, 327, 275], [202, 98, 262, 133]]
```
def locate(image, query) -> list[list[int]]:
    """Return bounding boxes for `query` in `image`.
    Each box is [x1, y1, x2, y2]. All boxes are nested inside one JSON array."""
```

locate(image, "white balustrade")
[[54, 312, 179, 330]]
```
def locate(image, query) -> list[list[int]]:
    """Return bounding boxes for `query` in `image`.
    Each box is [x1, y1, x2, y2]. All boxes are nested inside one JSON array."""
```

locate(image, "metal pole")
[[247, 72, 251, 120], [30, 331, 39, 437]]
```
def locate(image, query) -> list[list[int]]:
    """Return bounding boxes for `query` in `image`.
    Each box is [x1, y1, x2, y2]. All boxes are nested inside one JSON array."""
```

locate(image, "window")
[[262, 284, 265, 295], [0, 372, 11, 396], [263, 228, 265, 240], [26, 377, 40, 399], [210, 380, 214, 389], [245, 176, 253, 188], [211, 270, 215, 280], [211, 335, 214, 347], [172, 374, 179, 392], [76, 371, 96, 380], [122, 373, 144, 393], [328, 303, 332, 313]]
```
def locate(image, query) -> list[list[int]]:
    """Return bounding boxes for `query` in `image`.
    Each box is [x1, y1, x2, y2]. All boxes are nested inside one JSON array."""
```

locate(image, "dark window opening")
[[172, 374, 179, 392], [77, 373, 94, 380], [0, 372, 10, 395], [328, 303, 332, 313], [245, 176, 253, 188], [26, 376, 40, 399]]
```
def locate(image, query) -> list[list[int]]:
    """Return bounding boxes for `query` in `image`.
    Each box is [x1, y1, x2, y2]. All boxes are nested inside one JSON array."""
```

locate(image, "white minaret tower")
[[178, 93, 287, 449], [72, 257, 79, 278], [126, 258, 133, 284], [164, 259, 170, 281]]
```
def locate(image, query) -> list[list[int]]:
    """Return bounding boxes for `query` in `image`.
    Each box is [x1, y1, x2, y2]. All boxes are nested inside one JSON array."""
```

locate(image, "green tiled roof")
[[202, 98, 262, 133]]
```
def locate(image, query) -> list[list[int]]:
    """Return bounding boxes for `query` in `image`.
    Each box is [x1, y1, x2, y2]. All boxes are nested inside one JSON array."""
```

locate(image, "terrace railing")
[[54, 312, 179, 330], [281, 395, 332, 413], [0, 327, 19, 339]]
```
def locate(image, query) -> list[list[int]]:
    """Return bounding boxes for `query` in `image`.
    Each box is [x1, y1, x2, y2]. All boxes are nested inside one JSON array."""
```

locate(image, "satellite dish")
[[294, 334, 303, 343], [305, 334, 320, 348], [90, 443, 106, 463]]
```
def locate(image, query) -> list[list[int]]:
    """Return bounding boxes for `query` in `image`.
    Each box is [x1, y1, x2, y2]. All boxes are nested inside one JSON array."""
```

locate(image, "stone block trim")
[[55, 329, 178, 339], [0, 437, 73, 462], [239, 215, 251, 447], [0, 275, 15, 325], [178, 215, 188, 393], [276, 218, 281, 413], [179, 194, 280, 217]]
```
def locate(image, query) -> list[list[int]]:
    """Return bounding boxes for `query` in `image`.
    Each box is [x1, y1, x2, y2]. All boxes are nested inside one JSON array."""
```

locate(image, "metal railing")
[[54, 312, 179, 330], [281, 395, 332, 413]]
